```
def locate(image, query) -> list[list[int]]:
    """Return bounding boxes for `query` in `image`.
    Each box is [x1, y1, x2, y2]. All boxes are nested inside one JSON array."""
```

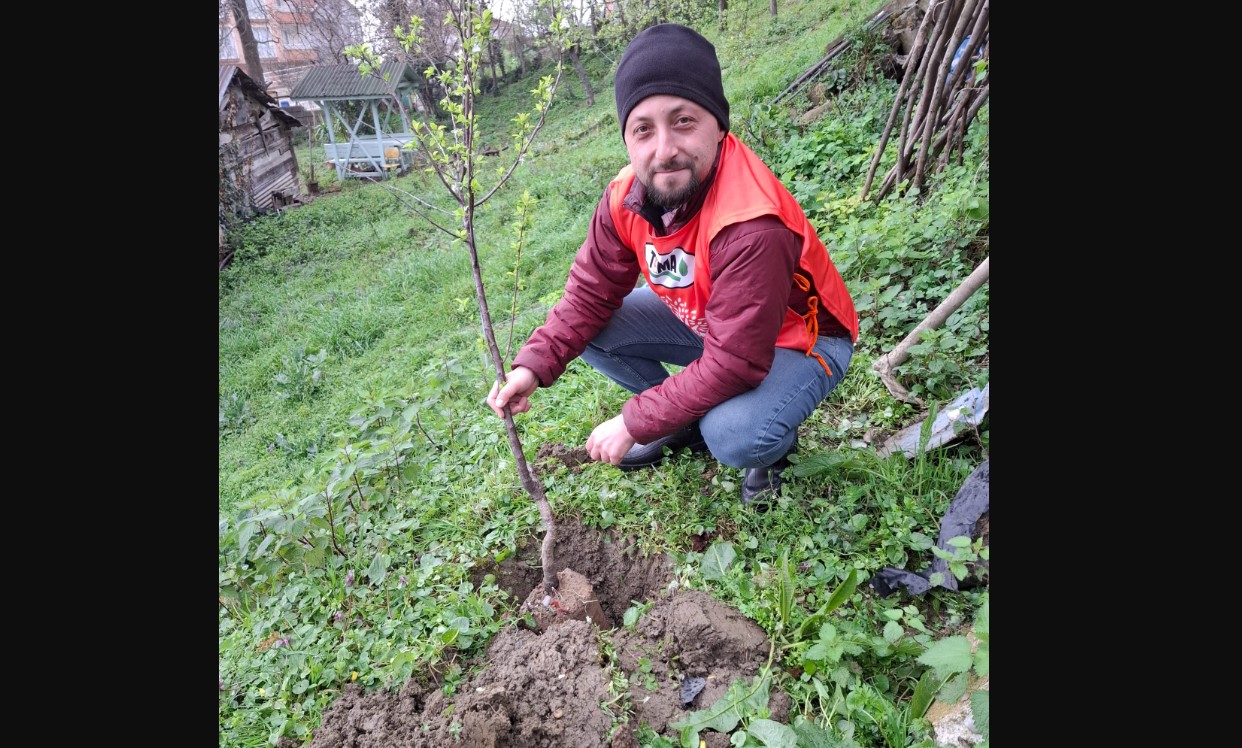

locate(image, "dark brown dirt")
[[306, 519, 789, 747], [534, 442, 591, 472], [520, 568, 613, 632]]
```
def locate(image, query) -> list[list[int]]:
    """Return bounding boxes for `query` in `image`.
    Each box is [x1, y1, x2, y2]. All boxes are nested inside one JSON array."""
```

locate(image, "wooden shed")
[[219, 64, 303, 222]]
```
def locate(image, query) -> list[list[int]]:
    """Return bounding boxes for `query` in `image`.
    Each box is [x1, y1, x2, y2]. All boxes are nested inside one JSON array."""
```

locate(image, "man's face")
[[623, 95, 726, 208]]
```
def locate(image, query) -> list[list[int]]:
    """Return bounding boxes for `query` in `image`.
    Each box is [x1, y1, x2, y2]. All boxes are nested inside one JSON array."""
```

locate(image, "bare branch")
[[476, 64, 564, 206]]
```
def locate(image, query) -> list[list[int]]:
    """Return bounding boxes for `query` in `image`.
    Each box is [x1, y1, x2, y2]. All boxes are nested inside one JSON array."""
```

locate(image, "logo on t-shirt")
[[644, 243, 694, 289]]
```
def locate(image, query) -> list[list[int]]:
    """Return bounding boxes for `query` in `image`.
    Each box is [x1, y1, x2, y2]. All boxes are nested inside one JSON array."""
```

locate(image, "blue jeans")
[[579, 286, 854, 470]]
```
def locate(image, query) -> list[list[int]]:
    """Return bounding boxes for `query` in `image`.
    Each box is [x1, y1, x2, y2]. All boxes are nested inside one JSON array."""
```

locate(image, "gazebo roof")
[[290, 61, 421, 101]]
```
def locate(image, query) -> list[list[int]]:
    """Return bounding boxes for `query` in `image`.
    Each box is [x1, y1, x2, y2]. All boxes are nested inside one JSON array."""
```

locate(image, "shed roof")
[[219, 65, 302, 127]]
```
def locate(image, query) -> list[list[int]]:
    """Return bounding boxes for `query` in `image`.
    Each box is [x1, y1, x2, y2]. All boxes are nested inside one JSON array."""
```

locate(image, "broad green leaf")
[[238, 521, 255, 556], [791, 718, 838, 748], [908, 532, 934, 550], [974, 596, 989, 641], [252, 533, 275, 560], [748, 719, 798, 748], [267, 717, 288, 746], [779, 555, 796, 627], [821, 570, 858, 616], [971, 690, 989, 740], [909, 669, 939, 720], [679, 725, 698, 748], [671, 672, 769, 736], [743, 672, 772, 711], [819, 623, 838, 642], [701, 541, 737, 581], [918, 636, 972, 680], [804, 642, 830, 663], [937, 672, 970, 704], [367, 552, 387, 585], [973, 640, 989, 676], [882, 609, 903, 621], [882, 620, 904, 644], [623, 606, 640, 628]]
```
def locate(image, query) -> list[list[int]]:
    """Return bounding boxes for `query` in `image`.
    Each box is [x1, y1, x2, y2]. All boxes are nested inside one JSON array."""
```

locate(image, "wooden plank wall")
[[221, 88, 301, 212]]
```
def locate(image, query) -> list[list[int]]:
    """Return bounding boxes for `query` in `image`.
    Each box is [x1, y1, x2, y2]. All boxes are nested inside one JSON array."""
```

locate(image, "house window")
[[253, 26, 277, 58], [219, 29, 238, 59], [246, 0, 267, 19], [275, 0, 297, 11], [281, 24, 313, 49]]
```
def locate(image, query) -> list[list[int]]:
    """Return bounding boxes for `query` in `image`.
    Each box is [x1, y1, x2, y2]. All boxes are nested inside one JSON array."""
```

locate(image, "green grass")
[[220, 1, 989, 745]]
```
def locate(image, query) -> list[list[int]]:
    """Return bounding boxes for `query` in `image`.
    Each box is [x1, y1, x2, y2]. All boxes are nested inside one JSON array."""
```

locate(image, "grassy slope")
[[220, 1, 989, 744]]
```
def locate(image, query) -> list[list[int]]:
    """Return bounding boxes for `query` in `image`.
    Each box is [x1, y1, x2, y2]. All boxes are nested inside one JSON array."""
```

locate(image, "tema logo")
[[644, 243, 694, 289]]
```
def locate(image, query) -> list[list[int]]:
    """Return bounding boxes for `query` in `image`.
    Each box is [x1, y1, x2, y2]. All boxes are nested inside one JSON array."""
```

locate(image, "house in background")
[[219, 0, 363, 106]]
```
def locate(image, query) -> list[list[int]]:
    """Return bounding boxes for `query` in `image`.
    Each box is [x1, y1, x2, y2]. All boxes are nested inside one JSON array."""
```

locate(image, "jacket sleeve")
[[620, 215, 801, 443], [511, 188, 641, 387]]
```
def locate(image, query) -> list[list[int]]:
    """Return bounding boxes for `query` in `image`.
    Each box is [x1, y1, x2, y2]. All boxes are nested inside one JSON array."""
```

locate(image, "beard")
[[641, 161, 701, 208]]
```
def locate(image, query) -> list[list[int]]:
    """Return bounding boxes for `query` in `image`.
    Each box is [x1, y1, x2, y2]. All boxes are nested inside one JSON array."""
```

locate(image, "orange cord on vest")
[[793, 273, 833, 378]]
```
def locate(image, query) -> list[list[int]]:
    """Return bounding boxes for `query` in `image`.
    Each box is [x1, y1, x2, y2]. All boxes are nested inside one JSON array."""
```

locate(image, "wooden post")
[[872, 255, 989, 405]]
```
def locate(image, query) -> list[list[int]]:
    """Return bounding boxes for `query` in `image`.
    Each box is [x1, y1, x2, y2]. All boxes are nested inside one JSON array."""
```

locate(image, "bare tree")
[[280, 0, 365, 64], [566, 42, 595, 106], [229, 0, 267, 88], [220, 0, 232, 49], [346, 0, 568, 593], [376, 1, 458, 62]]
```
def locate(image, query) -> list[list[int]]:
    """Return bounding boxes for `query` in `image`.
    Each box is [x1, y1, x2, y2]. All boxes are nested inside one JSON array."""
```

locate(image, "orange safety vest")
[[608, 133, 859, 376]]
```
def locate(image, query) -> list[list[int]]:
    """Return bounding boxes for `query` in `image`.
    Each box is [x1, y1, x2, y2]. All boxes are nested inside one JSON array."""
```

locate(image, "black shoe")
[[741, 439, 798, 509], [618, 422, 708, 471]]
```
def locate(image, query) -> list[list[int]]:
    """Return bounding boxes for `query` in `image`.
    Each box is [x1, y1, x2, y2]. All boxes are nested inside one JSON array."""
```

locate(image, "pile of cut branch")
[[862, 0, 989, 201]]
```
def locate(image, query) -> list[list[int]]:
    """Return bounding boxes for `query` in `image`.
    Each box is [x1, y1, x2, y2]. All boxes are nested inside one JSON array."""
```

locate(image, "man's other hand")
[[586, 414, 637, 465]]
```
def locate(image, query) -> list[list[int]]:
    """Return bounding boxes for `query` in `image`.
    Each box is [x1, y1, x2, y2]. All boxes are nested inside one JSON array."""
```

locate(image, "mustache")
[[653, 159, 692, 172]]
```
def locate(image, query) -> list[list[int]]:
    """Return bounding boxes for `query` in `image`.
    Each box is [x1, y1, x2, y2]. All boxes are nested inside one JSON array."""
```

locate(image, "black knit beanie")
[[614, 24, 729, 141]]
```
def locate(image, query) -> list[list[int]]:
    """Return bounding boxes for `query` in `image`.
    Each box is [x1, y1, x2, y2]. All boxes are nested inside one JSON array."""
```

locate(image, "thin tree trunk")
[[940, 2, 989, 110], [463, 212, 559, 593], [569, 45, 594, 107], [895, 0, 950, 189], [719, 0, 728, 31], [901, 0, 955, 165], [913, 0, 978, 192], [770, 0, 778, 19], [229, 0, 266, 89], [861, 0, 938, 199]]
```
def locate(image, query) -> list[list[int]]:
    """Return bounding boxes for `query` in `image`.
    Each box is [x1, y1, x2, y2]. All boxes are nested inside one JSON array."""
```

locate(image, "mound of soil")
[[306, 519, 790, 747]]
